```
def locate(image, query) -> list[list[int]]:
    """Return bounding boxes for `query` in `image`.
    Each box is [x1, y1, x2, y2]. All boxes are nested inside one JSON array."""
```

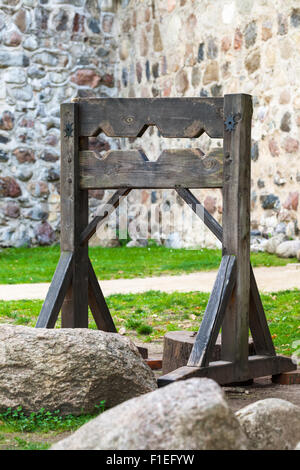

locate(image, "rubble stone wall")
[[115, 0, 300, 249], [0, 0, 118, 247]]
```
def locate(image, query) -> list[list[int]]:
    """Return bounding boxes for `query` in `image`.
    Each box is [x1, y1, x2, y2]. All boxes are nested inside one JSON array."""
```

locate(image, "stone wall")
[[115, 0, 300, 248], [1, 0, 300, 249], [0, 0, 118, 247]]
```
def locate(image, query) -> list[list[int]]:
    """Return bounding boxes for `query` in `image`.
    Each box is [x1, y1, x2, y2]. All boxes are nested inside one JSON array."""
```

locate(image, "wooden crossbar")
[[79, 148, 223, 189], [74, 97, 224, 138]]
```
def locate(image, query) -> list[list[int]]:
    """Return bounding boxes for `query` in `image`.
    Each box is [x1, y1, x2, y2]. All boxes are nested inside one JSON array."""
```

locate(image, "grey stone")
[[9, 85, 33, 102], [280, 112, 291, 132], [263, 233, 287, 254], [0, 324, 156, 415], [260, 194, 280, 210], [251, 140, 259, 161], [17, 168, 33, 182], [245, 21, 257, 48], [126, 239, 148, 247], [33, 52, 58, 67], [23, 36, 39, 51], [257, 178, 265, 188], [52, 378, 248, 450], [296, 441, 300, 450], [198, 43, 204, 62], [236, 399, 300, 450], [27, 65, 46, 79], [26, 205, 49, 221], [291, 9, 300, 28], [0, 51, 29, 68], [276, 240, 300, 258], [0, 150, 8, 162], [274, 222, 286, 234], [165, 232, 183, 249], [4, 68, 27, 84]]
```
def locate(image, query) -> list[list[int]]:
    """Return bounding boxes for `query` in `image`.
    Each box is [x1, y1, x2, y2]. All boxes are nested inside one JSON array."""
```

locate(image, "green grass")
[[0, 289, 299, 355], [0, 244, 297, 284], [0, 402, 106, 451]]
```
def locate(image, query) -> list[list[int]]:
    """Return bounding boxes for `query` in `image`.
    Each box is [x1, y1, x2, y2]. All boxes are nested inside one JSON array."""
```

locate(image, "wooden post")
[[221, 94, 253, 380], [60, 103, 89, 328]]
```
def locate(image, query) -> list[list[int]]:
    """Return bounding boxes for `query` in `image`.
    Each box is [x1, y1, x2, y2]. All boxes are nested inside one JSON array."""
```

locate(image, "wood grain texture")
[[88, 258, 117, 332], [187, 255, 237, 367], [158, 355, 296, 387], [221, 94, 253, 380], [79, 148, 223, 189], [75, 97, 224, 138], [249, 265, 276, 355], [60, 102, 89, 328], [36, 251, 73, 328]]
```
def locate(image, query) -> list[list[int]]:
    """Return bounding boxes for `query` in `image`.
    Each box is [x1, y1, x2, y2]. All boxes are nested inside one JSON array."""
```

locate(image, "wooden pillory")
[[36, 94, 296, 386]]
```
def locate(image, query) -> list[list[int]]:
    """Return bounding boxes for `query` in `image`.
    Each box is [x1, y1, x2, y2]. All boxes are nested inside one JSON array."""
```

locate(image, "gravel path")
[[0, 264, 299, 301]]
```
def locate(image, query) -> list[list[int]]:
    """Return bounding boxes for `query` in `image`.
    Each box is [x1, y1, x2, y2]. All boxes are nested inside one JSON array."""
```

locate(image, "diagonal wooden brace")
[[176, 187, 275, 356]]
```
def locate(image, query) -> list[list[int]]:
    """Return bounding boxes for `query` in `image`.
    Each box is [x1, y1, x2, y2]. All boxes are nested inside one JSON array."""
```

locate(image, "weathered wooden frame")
[[36, 95, 296, 385]]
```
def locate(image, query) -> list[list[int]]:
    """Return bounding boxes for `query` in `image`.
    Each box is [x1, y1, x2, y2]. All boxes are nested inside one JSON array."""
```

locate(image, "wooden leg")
[[88, 258, 117, 332], [249, 266, 276, 355], [36, 252, 73, 328], [60, 102, 89, 328], [188, 255, 236, 367]]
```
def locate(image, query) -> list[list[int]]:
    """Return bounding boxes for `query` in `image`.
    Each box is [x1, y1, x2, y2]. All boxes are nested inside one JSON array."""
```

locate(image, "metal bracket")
[[64, 122, 73, 138], [224, 114, 236, 132]]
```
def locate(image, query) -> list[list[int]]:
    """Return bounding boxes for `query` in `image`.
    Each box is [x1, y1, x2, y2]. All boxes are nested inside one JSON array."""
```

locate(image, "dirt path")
[[0, 264, 299, 301]]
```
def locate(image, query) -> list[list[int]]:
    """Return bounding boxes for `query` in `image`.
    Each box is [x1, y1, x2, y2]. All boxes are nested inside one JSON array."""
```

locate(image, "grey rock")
[[27, 65, 46, 79], [274, 222, 286, 234], [17, 168, 33, 182], [276, 240, 300, 258], [52, 378, 248, 450], [126, 239, 148, 247], [26, 205, 49, 221], [280, 112, 291, 132], [260, 194, 280, 210], [245, 21, 257, 48], [165, 232, 183, 249], [0, 51, 29, 68], [263, 233, 287, 254], [296, 441, 300, 450], [0, 325, 156, 415], [23, 36, 39, 51], [236, 398, 300, 450]]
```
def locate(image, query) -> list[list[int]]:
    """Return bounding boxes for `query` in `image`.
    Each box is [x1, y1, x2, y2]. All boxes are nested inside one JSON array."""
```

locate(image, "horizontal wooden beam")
[[79, 148, 223, 189], [74, 97, 224, 138], [157, 355, 296, 387]]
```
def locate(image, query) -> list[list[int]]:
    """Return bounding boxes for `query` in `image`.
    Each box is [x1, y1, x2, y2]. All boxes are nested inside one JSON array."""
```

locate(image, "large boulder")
[[276, 240, 300, 258], [52, 378, 248, 450], [0, 324, 156, 415], [236, 398, 300, 450]]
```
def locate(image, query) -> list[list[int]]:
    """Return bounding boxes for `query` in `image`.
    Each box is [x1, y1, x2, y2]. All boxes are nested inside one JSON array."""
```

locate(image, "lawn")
[[0, 289, 299, 355], [0, 244, 297, 284]]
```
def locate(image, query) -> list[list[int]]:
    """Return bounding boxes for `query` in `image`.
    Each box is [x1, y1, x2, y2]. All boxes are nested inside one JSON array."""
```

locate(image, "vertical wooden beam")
[[221, 94, 253, 380], [60, 103, 89, 328]]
